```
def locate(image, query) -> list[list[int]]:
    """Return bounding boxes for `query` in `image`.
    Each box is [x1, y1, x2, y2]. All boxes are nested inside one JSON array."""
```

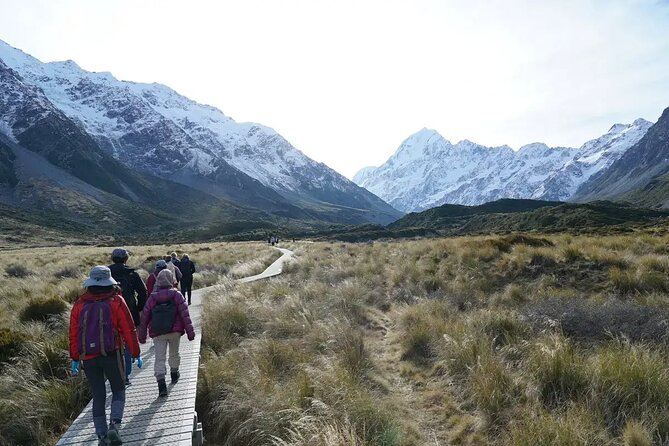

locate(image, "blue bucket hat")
[[83, 265, 118, 288]]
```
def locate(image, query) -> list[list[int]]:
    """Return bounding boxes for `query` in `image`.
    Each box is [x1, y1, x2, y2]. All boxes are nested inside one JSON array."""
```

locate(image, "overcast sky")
[[0, 0, 668, 178]]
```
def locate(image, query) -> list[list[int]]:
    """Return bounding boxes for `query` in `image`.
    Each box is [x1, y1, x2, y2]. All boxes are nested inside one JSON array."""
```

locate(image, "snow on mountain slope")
[[355, 121, 652, 212], [0, 39, 398, 221]]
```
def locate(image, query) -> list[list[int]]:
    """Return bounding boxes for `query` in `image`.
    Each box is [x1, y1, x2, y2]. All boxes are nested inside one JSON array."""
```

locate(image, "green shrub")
[[0, 328, 27, 364], [19, 298, 68, 322]]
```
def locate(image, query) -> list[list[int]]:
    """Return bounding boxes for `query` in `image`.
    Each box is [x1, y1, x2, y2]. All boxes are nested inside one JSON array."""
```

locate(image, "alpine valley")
[[353, 113, 668, 213], [0, 39, 401, 245]]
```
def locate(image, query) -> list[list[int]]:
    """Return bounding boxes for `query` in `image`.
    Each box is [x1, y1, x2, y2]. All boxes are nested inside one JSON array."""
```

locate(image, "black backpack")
[[151, 290, 177, 335]]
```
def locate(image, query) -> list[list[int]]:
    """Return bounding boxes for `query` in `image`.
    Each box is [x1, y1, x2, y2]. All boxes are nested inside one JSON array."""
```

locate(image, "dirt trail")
[[363, 306, 481, 446]]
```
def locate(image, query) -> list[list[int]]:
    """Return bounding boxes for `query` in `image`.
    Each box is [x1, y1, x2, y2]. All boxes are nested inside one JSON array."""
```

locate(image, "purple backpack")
[[78, 299, 116, 358]]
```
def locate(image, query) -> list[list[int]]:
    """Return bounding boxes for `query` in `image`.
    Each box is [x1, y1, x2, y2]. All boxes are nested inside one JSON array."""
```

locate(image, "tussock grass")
[[197, 232, 669, 444], [529, 337, 589, 408], [594, 341, 669, 433]]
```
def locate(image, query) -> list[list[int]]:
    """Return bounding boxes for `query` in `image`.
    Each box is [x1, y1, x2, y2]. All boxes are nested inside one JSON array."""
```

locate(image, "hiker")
[[147, 259, 169, 296], [179, 253, 196, 305], [146, 260, 164, 296], [139, 269, 195, 397], [170, 251, 181, 270], [109, 248, 147, 385], [163, 255, 183, 286], [69, 266, 141, 446]]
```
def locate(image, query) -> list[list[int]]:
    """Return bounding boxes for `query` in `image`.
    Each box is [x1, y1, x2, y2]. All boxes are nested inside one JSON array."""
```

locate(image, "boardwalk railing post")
[[193, 411, 204, 446]]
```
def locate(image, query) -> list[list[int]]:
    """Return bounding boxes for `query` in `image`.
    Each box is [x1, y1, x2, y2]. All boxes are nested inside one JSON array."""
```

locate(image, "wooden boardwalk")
[[57, 247, 293, 446]]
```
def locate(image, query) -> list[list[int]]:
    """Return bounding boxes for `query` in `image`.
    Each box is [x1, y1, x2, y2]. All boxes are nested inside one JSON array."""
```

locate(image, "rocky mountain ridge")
[[0, 39, 400, 224], [354, 119, 653, 212]]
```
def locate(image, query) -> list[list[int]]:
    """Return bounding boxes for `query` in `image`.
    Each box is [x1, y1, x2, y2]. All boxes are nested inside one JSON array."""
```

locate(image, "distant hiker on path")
[[139, 269, 195, 397], [179, 253, 196, 305], [109, 248, 147, 385], [69, 266, 141, 446], [170, 251, 181, 270], [163, 255, 183, 286], [147, 259, 180, 296]]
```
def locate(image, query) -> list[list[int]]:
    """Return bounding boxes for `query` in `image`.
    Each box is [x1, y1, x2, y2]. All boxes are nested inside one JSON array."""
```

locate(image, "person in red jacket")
[[139, 269, 195, 397], [69, 266, 141, 446]]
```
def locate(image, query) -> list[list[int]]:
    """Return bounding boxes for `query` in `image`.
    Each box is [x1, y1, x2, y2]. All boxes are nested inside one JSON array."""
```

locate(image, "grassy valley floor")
[[4, 232, 669, 445], [199, 232, 669, 445]]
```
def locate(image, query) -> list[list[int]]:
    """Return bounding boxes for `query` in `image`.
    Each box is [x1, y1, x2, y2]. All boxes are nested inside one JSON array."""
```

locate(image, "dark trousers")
[[124, 346, 132, 379], [83, 350, 126, 436], [181, 276, 193, 304]]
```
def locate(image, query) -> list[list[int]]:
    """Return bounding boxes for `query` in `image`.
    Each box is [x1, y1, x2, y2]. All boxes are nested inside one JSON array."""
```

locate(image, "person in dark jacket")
[[170, 251, 181, 270], [109, 248, 147, 385], [179, 254, 196, 305], [139, 269, 195, 397], [69, 266, 141, 445]]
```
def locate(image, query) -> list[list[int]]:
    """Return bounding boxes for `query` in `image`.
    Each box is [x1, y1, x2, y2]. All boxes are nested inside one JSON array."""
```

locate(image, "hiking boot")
[[107, 423, 122, 445], [170, 369, 180, 383], [98, 435, 110, 446], [158, 378, 168, 397], [125, 378, 131, 387]]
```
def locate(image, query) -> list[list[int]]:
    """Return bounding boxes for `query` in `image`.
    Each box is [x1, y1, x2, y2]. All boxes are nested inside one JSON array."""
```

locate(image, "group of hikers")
[[268, 235, 280, 246], [68, 248, 197, 445]]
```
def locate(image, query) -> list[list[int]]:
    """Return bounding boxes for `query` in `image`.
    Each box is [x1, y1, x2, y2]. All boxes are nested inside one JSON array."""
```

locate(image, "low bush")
[[53, 266, 80, 279], [19, 297, 68, 323], [524, 298, 669, 343], [0, 328, 27, 364], [5, 264, 31, 278]]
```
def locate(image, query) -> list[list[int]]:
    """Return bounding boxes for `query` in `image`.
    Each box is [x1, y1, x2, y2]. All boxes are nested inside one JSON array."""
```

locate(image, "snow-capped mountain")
[[0, 39, 400, 224], [353, 120, 652, 212], [573, 107, 669, 205]]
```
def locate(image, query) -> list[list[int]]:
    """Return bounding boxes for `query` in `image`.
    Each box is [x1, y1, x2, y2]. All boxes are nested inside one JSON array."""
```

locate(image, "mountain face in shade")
[[0, 39, 400, 225], [0, 59, 273, 234], [353, 120, 652, 212], [573, 108, 669, 207]]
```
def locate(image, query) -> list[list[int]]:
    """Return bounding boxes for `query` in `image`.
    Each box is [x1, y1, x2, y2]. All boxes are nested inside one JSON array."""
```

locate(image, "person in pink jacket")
[[138, 269, 195, 397]]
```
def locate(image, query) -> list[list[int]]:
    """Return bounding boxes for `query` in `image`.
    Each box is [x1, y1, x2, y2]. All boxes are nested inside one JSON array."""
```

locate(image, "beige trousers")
[[153, 332, 181, 380]]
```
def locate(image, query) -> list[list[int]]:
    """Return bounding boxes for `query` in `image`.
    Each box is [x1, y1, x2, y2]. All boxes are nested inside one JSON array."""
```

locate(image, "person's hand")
[[71, 360, 80, 376]]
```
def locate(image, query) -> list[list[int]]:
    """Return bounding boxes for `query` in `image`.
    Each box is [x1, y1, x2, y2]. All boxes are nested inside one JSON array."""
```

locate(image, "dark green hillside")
[[391, 199, 669, 234], [389, 198, 560, 230], [456, 201, 669, 234], [316, 199, 669, 242]]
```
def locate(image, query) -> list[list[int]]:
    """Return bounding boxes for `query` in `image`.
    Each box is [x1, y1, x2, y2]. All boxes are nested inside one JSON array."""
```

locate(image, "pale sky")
[[1, 0, 668, 178]]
